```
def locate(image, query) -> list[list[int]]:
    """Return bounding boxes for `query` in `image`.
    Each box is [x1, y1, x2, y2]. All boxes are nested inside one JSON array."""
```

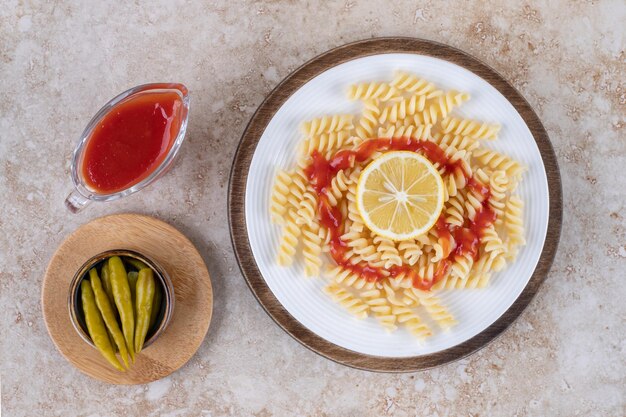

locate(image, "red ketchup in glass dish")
[[81, 91, 183, 194]]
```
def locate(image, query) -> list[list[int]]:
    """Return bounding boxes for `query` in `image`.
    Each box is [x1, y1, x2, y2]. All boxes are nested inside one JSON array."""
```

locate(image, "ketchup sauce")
[[305, 137, 497, 291], [81, 91, 183, 194]]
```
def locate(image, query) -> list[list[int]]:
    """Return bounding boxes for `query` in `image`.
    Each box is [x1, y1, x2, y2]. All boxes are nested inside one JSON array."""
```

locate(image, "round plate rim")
[[228, 37, 562, 372], [42, 213, 213, 384]]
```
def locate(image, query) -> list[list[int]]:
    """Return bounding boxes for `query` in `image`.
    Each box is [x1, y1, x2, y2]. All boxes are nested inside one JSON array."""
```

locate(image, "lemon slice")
[[356, 151, 444, 241]]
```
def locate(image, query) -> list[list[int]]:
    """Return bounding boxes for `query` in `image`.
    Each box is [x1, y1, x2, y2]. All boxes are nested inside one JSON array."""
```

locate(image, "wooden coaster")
[[228, 37, 563, 372], [42, 213, 213, 384]]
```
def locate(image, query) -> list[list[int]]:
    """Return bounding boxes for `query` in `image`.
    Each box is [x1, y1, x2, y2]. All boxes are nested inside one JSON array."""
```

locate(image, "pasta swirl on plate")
[[269, 71, 526, 340]]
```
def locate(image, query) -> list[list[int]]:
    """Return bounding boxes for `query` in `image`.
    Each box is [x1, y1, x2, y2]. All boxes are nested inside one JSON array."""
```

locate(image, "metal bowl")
[[68, 249, 174, 350]]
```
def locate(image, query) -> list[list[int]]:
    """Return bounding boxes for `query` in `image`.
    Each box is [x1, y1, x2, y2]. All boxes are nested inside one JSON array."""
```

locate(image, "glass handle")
[[65, 190, 91, 213]]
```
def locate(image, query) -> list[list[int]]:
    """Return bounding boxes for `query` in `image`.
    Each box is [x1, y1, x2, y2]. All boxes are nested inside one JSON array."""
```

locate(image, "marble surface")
[[1, 1, 624, 416]]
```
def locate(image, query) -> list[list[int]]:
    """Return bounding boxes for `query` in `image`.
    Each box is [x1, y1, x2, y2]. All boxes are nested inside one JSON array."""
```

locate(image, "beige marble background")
[[1, 1, 624, 416]]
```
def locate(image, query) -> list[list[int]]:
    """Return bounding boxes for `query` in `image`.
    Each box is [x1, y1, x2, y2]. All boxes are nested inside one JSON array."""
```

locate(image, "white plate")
[[245, 53, 549, 357]]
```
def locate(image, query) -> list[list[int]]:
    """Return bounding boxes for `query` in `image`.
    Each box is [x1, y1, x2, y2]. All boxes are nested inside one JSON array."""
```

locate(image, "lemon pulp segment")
[[356, 151, 444, 241]]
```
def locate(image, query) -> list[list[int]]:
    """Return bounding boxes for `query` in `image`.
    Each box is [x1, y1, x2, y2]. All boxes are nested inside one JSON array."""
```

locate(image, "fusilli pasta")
[[270, 70, 527, 341], [347, 82, 399, 101], [269, 170, 292, 225], [300, 114, 353, 136], [440, 117, 501, 140]]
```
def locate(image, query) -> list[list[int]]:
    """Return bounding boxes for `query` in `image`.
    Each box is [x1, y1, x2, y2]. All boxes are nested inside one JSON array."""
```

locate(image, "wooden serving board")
[[42, 213, 213, 384], [228, 37, 563, 372]]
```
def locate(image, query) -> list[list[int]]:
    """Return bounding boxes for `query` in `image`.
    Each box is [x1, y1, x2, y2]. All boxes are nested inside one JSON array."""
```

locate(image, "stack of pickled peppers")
[[80, 256, 162, 371]]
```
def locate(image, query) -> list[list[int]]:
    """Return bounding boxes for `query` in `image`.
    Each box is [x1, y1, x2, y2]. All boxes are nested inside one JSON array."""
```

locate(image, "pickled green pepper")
[[108, 256, 135, 362], [80, 280, 124, 372], [106, 327, 117, 352], [100, 260, 118, 317], [127, 271, 139, 310], [134, 268, 155, 353], [89, 268, 130, 368], [149, 283, 163, 330], [126, 258, 148, 271]]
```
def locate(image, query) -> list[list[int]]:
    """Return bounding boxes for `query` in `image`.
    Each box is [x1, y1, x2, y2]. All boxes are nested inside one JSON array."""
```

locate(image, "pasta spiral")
[[377, 123, 432, 140], [373, 235, 403, 268], [270, 170, 292, 225], [451, 252, 474, 280], [473, 148, 526, 185], [326, 169, 351, 207], [347, 82, 399, 101], [444, 194, 466, 227], [286, 169, 308, 210], [398, 239, 423, 266], [276, 209, 301, 266], [460, 255, 491, 289], [300, 131, 352, 157], [504, 195, 525, 259], [300, 115, 353, 136], [409, 288, 457, 329], [430, 132, 480, 153], [378, 94, 427, 124], [440, 117, 501, 140], [464, 184, 488, 221], [414, 91, 470, 125], [296, 189, 317, 226], [343, 232, 381, 264], [325, 266, 376, 290], [354, 99, 381, 140], [302, 222, 322, 276], [481, 225, 506, 272], [323, 284, 369, 319], [345, 182, 365, 232], [360, 288, 398, 331], [488, 170, 508, 225], [391, 306, 432, 339], [390, 71, 443, 97]]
